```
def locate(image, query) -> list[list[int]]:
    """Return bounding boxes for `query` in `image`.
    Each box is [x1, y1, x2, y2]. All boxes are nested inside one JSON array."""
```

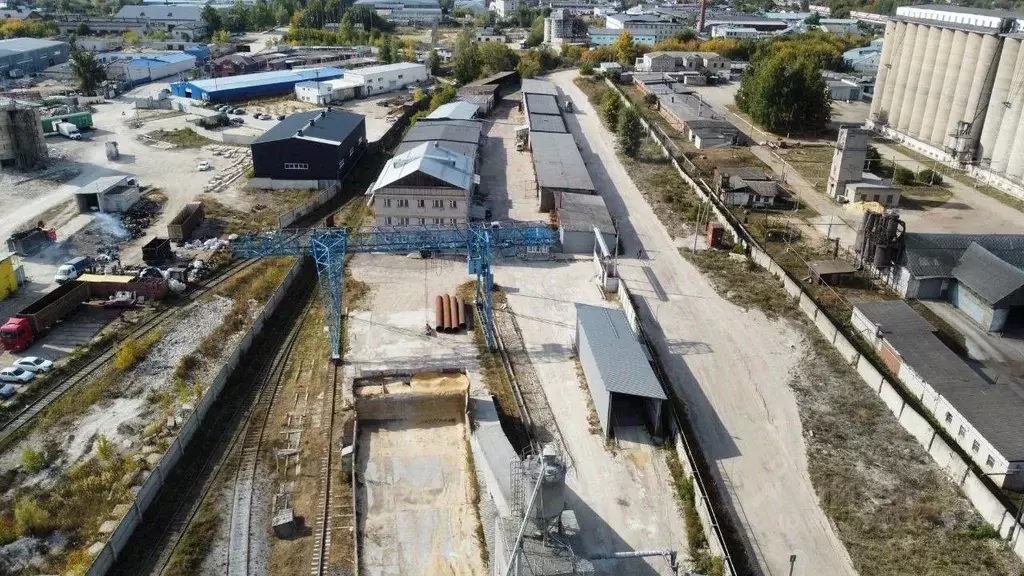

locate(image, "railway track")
[[310, 361, 342, 576], [225, 283, 316, 576], [0, 258, 257, 448], [137, 265, 319, 576]]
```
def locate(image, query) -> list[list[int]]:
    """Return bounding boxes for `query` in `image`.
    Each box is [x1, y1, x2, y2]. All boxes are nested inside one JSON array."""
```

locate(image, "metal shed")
[[531, 132, 595, 211], [575, 303, 666, 438], [74, 175, 140, 214], [556, 192, 616, 254]]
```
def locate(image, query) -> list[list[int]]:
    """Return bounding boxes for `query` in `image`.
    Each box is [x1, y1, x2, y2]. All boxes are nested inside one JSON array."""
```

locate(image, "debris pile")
[[120, 197, 162, 239]]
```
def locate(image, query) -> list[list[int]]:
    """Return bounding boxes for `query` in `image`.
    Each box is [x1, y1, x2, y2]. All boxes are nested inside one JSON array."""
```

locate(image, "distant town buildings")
[[490, 0, 517, 19], [0, 38, 69, 77], [351, 0, 442, 25]]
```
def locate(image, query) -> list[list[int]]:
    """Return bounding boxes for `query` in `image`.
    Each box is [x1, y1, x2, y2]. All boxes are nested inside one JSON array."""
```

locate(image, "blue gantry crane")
[[231, 223, 556, 359]]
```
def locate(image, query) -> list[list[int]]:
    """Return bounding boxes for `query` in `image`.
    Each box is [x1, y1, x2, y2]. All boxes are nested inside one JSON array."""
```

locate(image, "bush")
[[14, 497, 49, 535], [600, 90, 622, 128], [21, 448, 46, 473], [0, 518, 16, 546], [917, 168, 943, 185], [892, 166, 916, 186], [965, 522, 1001, 540], [730, 243, 746, 255], [96, 434, 114, 462], [579, 62, 593, 76]]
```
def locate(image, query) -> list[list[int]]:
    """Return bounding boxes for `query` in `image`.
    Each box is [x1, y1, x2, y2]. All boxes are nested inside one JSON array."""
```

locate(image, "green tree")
[[379, 34, 396, 63], [516, 50, 542, 78], [643, 93, 658, 108], [918, 168, 942, 185], [201, 2, 223, 33], [427, 48, 441, 74], [301, 0, 326, 28], [453, 29, 481, 83], [75, 22, 90, 36], [805, 12, 821, 25], [252, 0, 274, 29], [525, 15, 544, 47], [735, 52, 831, 135], [226, 0, 251, 31], [213, 29, 232, 44], [339, 11, 355, 42], [69, 50, 106, 96], [579, 61, 594, 75], [478, 41, 518, 76], [14, 498, 48, 536], [612, 31, 642, 67], [617, 106, 643, 157], [122, 31, 140, 46], [600, 90, 621, 128], [893, 165, 915, 185]]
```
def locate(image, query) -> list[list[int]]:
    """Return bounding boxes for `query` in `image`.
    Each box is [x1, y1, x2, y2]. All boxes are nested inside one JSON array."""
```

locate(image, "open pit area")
[[354, 372, 484, 576]]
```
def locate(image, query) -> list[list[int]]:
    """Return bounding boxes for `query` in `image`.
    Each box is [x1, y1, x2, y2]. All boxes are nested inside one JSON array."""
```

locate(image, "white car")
[[13, 357, 53, 373], [0, 367, 35, 384], [197, 161, 212, 171]]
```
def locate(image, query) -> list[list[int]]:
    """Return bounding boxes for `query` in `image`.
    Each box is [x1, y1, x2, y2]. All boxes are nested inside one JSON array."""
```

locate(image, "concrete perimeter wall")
[[86, 258, 304, 576], [602, 79, 1024, 564], [354, 388, 467, 422]]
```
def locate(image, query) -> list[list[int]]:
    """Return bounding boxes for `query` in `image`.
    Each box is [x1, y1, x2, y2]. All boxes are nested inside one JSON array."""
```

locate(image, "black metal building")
[[250, 108, 366, 183]]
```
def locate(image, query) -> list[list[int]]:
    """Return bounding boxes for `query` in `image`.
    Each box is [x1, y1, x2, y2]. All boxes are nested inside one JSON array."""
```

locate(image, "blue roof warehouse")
[[170, 67, 344, 102]]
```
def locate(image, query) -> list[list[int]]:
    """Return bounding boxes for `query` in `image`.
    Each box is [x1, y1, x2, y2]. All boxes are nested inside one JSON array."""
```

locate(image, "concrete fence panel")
[[812, 306, 839, 344], [177, 411, 199, 447], [855, 355, 886, 392], [1013, 526, 1024, 558], [898, 404, 935, 448], [797, 293, 819, 320], [160, 438, 183, 472], [135, 467, 163, 512], [780, 274, 802, 297], [877, 380, 906, 419], [897, 363, 928, 400], [962, 473, 1011, 528], [927, 435, 970, 484], [832, 333, 860, 365], [86, 547, 115, 576], [109, 505, 139, 556]]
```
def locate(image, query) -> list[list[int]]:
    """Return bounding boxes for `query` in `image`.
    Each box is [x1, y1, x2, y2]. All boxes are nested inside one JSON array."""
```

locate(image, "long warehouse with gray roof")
[[531, 132, 595, 211]]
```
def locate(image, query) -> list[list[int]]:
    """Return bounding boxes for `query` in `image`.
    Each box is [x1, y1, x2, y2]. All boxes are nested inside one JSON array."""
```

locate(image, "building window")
[[944, 412, 952, 424], [284, 162, 309, 170], [385, 217, 392, 225], [398, 74, 403, 79], [350, 148, 355, 156], [986, 455, 995, 468], [958, 425, 966, 438], [449, 199, 458, 208], [449, 218, 457, 225], [433, 217, 443, 225], [419, 218, 426, 225], [433, 199, 444, 209], [399, 217, 410, 225], [972, 440, 980, 453], [417, 199, 426, 208], [398, 199, 409, 208], [383, 198, 392, 207]]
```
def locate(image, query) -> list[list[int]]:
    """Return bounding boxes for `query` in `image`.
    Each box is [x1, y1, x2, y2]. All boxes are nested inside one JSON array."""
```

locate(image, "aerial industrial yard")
[[5, 4, 1024, 576]]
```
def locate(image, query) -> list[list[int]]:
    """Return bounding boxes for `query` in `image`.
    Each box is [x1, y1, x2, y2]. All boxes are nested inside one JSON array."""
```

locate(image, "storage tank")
[[524, 444, 567, 532]]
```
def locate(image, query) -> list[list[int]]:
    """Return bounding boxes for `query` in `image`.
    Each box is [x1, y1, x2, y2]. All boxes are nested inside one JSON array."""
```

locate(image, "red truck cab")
[[0, 318, 32, 352]]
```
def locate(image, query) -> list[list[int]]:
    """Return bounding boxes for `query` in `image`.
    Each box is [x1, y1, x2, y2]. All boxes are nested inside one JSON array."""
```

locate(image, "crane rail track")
[[0, 258, 257, 448]]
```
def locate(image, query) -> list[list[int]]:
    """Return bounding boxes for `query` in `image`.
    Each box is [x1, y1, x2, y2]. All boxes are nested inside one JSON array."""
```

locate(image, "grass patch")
[[780, 145, 834, 192], [147, 127, 212, 149], [572, 354, 602, 436], [664, 448, 724, 575], [685, 251, 799, 319], [462, 433, 489, 567], [163, 498, 220, 576]]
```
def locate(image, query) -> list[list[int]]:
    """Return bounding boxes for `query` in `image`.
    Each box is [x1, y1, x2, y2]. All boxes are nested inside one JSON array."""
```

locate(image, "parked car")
[[197, 161, 212, 171], [0, 384, 15, 399], [277, 114, 286, 121], [0, 367, 35, 384], [252, 111, 261, 117], [13, 357, 52, 373], [233, 108, 245, 115], [230, 117, 244, 125]]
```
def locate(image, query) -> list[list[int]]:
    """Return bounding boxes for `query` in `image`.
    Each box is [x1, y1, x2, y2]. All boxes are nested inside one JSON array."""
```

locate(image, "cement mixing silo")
[[522, 444, 567, 533]]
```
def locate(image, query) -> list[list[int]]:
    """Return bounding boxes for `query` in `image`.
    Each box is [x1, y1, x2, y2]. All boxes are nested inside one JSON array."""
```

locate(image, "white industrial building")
[[351, 0, 441, 24], [490, 0, 517, 18], [295, 77, 365, 104], [340, 62, 428, 96], [869, 4, 1024, 199]]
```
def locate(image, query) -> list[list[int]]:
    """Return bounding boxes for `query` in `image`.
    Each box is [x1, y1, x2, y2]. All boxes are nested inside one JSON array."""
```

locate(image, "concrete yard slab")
[[480, 100, 543, 223], [493, 260, 688, 576]]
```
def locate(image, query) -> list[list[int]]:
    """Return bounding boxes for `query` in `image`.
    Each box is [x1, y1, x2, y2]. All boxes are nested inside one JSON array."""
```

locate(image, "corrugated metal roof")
[[558, 192, 614, 234], [521, 78, 559, 96], [372, 141, 474, 191], [528, 113, 566, 133], [525, 93, 560, 115], [0, 38, 66, 52], [183, 67, 343, 92], [952, 243, 1024, 306], [856, 300, 1024, 460], [403, 119, 483, 145], [899, 233, 1024, 279], [343, 62, 425, 77], [576, 303, 666, 400], [77, 175, 131, 196], [426, 101, 479, 120], [395, 140, 478, 158], [115, 5, 202, 19], [252, 108, 363, 145], [531, 132, 594, 191]]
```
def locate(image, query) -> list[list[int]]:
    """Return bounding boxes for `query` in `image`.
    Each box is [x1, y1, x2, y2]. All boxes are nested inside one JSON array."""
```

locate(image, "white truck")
[[55, 121, 82, 140]]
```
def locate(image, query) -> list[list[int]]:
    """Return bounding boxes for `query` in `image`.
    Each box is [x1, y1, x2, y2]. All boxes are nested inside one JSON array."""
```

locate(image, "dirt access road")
[[550, 70, 856, 576]]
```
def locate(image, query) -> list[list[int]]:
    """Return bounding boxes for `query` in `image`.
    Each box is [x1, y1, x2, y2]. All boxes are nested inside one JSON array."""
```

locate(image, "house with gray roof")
[[575, 303, 666, 437], [889, 233, 1024, 332], [852, 300, 1024, 490], [371, 142, 476, 228], [713, 166, 780, 208]]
